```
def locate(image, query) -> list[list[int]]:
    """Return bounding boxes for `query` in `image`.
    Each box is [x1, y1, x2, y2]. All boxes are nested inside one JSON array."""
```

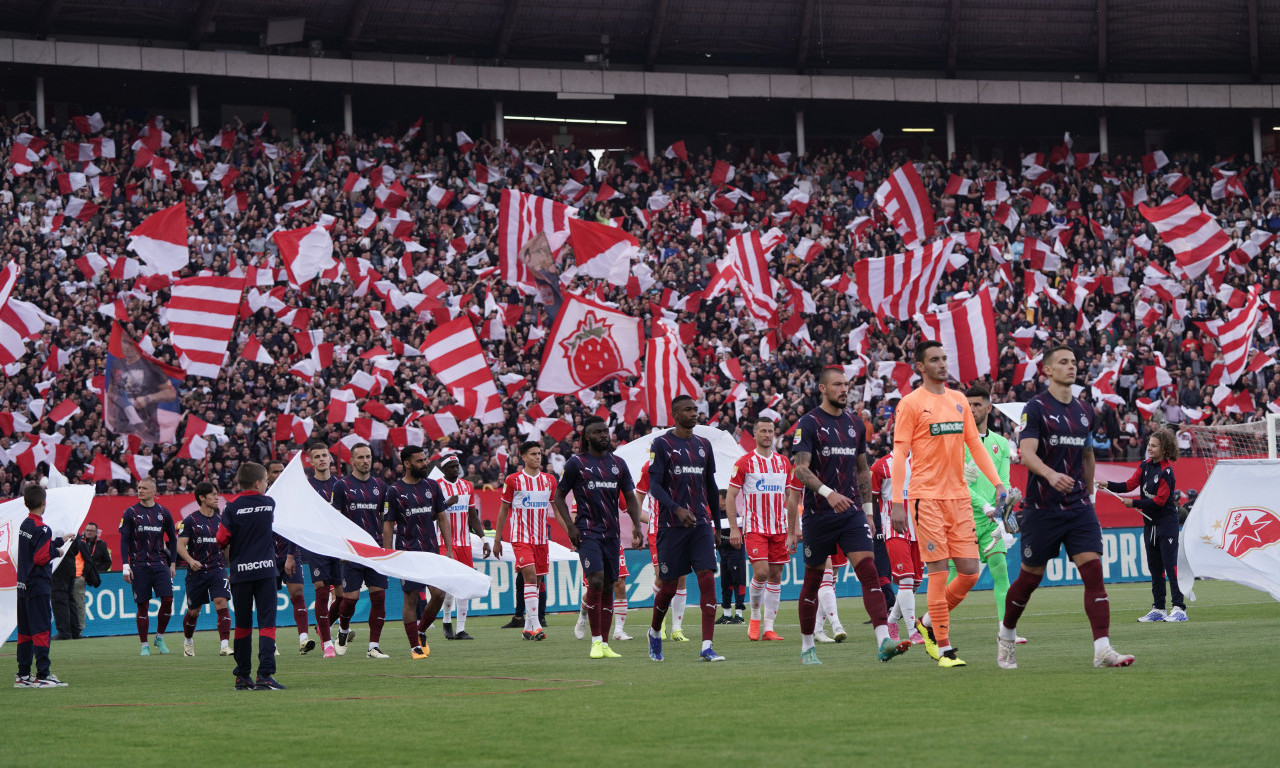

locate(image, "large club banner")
[[14, 526, 1161, 639]]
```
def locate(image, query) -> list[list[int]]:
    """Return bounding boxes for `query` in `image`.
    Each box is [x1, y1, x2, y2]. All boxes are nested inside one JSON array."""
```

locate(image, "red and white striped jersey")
[[729, 451, 795, 535], [438, 477, 475, 549], [501, 470, 557, 545], [870, 454, 914, 541], [636, 462, 658, 538]]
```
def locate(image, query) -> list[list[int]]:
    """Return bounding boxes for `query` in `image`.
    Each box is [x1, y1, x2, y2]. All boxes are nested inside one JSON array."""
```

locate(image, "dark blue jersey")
[[1106, 460, 1177, 520], [1020, 392, 1095, 510], [560, 453, 634, 539], [333, 474, 388, 540], [119, 502, 177, 567], [307, 472, 340, 503], [217, 491, 278, 584], [647, 433, 718, 529], [385, 478, 446, 552], [17, 514, 65, 597], [179, 511, 225, 569], [792, 407, 867, 514]]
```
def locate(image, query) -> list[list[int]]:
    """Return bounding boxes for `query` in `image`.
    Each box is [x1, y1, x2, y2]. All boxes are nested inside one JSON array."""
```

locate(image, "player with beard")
[[554, 417, 643, 659], [303, 442, 342, 657], [383, 446, 453, 659], [790, 367, 909, 666], [332, 443, 391, 658]]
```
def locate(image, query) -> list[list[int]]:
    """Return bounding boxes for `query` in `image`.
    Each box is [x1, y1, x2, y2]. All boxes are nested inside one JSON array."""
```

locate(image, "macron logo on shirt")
[[237, 559, 273, 572]]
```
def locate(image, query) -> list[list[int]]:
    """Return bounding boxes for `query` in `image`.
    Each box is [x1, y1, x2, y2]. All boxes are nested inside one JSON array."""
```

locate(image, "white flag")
[[266, 454, 490, 598], [1178, 459, 1280, 602]]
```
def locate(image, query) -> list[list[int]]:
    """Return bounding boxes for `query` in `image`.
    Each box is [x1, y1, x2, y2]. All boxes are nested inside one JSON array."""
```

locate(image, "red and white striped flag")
[[421, 316, 499, 397], [1139, 196, 1231, 279], [166, 275, 244, 379], [497, 188, 574, 295], [873, 162, 934, 248], [913, 290, 997, 385], [1213, 286, 1265, 385], [641, 321, 702, 427], [853, 239, 954, 321], [725, 229, 784, 327]]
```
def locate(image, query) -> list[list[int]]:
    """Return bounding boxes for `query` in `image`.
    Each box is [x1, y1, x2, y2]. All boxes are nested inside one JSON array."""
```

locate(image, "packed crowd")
[[2, 107, 1279, 498]]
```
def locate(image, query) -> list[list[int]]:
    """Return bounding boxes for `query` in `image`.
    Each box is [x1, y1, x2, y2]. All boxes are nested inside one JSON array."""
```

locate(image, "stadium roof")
[[0, 0, 1275, 80]]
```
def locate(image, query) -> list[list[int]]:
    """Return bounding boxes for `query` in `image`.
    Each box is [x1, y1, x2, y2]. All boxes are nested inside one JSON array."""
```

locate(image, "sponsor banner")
[[18, 527, 1159, 639]]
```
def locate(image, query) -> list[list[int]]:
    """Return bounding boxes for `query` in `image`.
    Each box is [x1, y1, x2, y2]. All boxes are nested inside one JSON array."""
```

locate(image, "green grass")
[[4, 580, 1277, 768]]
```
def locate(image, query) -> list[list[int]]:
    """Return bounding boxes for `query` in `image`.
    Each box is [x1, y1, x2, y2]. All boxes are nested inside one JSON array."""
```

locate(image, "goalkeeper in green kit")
[[950, 385, 1025, 644]]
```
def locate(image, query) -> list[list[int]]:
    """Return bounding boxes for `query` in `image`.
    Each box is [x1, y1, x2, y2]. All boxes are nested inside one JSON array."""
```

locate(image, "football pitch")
[[5, 580, 1276, 768]]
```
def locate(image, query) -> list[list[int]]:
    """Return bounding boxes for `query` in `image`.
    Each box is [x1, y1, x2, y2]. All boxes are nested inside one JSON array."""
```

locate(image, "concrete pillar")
[[1098, 114, 1109, 158], [1253, 116, 1263, 164], [945, 112, 956, 159], [644, 107, 655, 160], [35, 76, 46, 130], [495, 101, 505, 145], [795, 109, 806, 158], [343, 93, 353, 135], [189, 85, 199, 132]]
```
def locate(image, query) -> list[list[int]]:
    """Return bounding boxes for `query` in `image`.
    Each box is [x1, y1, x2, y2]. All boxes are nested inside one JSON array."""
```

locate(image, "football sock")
[[987, 554, 1010, 623], [702, 639, 712, 652], [368, 590, 386, 643], [897, 578, 917, 627], [946, 571, 979, 610], [650, 581, 677, 632], [881, 581, 896, 611], [1079, 558, 1111, 641], [523, 584, 540, 631], [697, 571, 717, 642], [763, 583, 781, 632], [798, 566, 824, 635], [854, 558, 889, 627], [672, 588, 687, 630], [442, 594, 454, 625], [338, 597, 356, 631], [417, 595, 442, 637], [600, 584, 615, 638], [314, 585, 332, 643], [182, 611, 198, 639], [136, 609, 149, 643], [290, 592, 309, 637], [925, 567, 951, 646], [156, 597, 173, 637], [817, 569, 839, 628], [538, 579, 547, 621], [749, 578, 765, 620], [584, 586, 603, 638], [215, 607, 231, 642], [328, 593, 343, 628], [404, 620, 418, 647], [887, 598, 902, 624], [612, 599, 626, 634], [455, 595, 469, 631], [1002, 569, 1043, 636]]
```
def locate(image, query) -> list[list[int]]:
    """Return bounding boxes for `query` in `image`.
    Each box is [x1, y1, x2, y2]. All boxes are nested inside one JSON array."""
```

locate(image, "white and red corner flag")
[[272, 223, 337, 286], [167, 275, 245, 379], [126, 202, 189, 275], [874, 162, 934, 248], [537, 292, 643, 395], [913, 290, 997, 384], [567, 217, 637, 286]]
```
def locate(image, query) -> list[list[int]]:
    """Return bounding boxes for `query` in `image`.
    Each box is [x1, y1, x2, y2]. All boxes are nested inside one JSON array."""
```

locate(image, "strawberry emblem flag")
[[537, 292, 643, 395]]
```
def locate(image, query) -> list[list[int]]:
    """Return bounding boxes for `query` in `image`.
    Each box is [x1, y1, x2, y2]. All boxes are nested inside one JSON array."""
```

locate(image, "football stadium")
[[2, 1, 1280, 765]]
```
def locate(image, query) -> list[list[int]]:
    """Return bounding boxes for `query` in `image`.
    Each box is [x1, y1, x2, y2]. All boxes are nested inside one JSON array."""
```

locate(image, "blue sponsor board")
[[18, 527, 1159, 639]]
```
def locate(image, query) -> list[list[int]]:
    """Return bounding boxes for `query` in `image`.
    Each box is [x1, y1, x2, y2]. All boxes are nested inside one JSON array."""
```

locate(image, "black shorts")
[[185, 567, 231, 607], [304, 552, 343, 585], [578, 536, 621, 583], [801, 512, 874, 569], [130, 563, 173, 603], [1019, 506, 1104, 568], [276, 557, 303, 588], [656, 525, 717, 579], [342, 562, 389, 593]]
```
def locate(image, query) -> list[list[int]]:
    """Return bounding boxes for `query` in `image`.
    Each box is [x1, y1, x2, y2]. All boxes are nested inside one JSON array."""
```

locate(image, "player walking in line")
[[790, 366, 910, 666], [332, 443, 391, 658], [872, 450, 924, 645], [646, 396, 725, 662], [554, 417, 643, 659], [891, 341, 1006, 668], [437, 454, 489, 640], [14, 485, 71, 688], [630, 462, 687, 641], [1098, 428, 1186, 623], [383, 446, 453, 659], [177, 482, 232, 657], [725, 417, 799, 642], [218, 462, 285, 690], [956, 385, 1026, 643], [119, 477, 178, 656], [998, 345, 1134, 670], [494, 441, 559, 641], [303, 441, 342, 657]]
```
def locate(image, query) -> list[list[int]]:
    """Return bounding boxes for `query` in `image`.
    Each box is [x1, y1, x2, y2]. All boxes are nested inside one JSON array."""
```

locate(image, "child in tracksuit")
[[15, 484, 71, 688]]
